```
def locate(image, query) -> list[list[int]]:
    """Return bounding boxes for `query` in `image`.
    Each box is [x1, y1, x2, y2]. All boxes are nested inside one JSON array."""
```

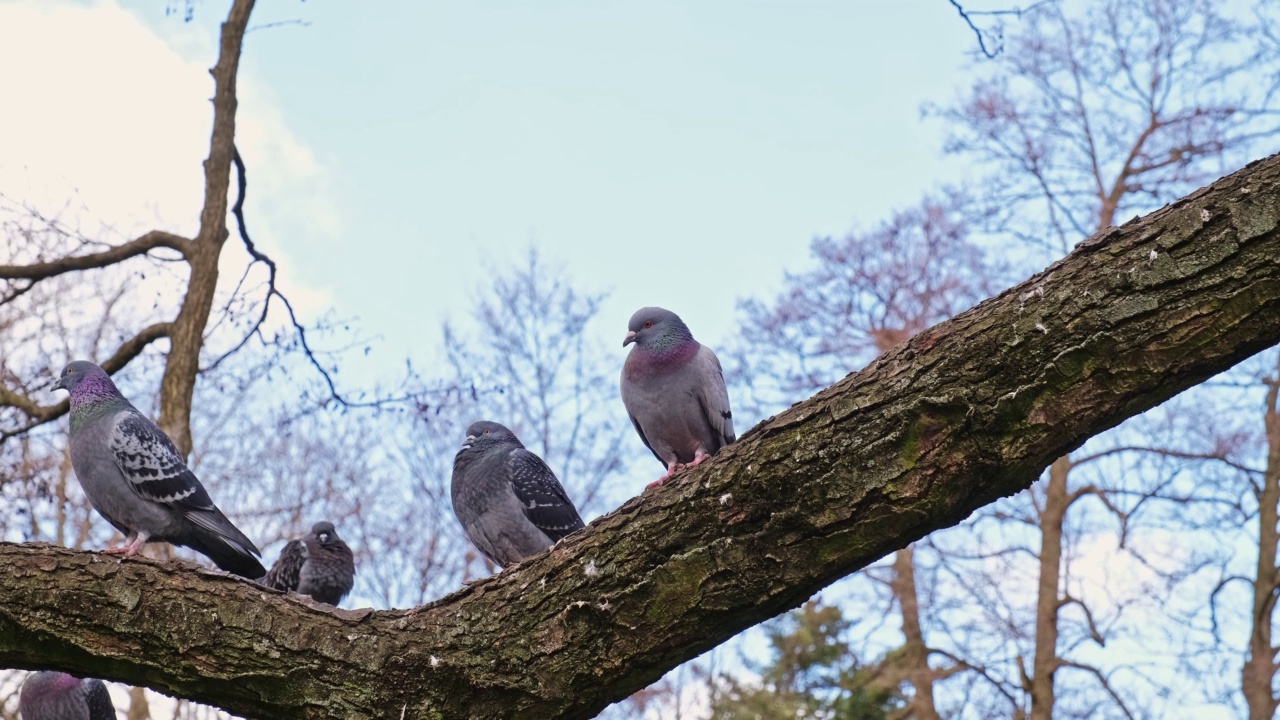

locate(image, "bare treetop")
[[936, 0, 1280, 255]]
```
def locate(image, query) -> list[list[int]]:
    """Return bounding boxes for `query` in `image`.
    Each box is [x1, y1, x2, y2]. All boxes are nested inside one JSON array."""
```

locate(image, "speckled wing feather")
[[507, 448, 586, 542], [107, 410, 263, 576], [263, 538, 307, 592], [110, 412, 214, 510]]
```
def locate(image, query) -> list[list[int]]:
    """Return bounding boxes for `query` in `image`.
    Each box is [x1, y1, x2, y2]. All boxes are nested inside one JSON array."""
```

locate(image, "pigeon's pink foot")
[[686, 449, 711, 468], [647, 463, 682, 488], [105, 533, 150, 557], [123, 534, 149, 557]]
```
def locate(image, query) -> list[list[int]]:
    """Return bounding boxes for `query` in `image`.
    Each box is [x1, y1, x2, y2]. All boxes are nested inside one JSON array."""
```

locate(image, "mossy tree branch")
[[2, 153, 1279, 719]]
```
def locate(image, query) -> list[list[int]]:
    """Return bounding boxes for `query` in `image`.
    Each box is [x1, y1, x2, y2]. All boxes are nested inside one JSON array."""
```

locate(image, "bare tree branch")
[[947, 0, 1056, 59], [0, 230, 190, 281], [1057, 661, 1136, 720]]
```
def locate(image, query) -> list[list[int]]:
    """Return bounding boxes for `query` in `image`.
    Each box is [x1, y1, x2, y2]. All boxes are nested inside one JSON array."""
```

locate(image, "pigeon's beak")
[[623, 330, 637, 347], [52, 376, 68, 392]]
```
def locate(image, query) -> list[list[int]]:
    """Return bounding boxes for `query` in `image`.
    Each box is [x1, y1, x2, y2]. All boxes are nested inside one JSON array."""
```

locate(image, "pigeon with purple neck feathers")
[[451, 421, 586, 568], [19, 671, 115, 720], [53, 360, 266, 579], [621, 307, 735, 486], [262, 520, 356, 605]]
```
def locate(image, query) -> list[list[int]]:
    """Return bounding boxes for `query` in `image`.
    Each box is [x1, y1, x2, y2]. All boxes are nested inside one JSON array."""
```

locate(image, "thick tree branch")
[[1, 153, 1279, 718], [0, 230, 190, 281]]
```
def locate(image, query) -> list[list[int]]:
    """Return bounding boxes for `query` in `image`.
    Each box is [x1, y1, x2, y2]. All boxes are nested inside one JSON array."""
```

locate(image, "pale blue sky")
[[122, 0, 980, 369]]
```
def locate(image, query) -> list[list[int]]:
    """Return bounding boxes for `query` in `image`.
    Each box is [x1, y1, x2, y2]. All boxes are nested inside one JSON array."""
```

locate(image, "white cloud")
[[0, 0, 336, 319]]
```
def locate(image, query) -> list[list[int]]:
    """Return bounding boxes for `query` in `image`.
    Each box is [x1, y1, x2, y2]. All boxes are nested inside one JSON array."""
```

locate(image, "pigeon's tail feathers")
[[184, 510, 266, 579], [186, 530, 267, 579]]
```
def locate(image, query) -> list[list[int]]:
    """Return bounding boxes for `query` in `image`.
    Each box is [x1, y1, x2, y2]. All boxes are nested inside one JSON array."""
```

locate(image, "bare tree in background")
[[1242, 363, 1280, 720], [935, 0, 1279, 258], [443, 248, 632, 516], [730, 193, 998, 424], [391, 248, 634, 593], [930, 0, 1280, 717], [726, 192, 999, 719], [0, 2, 388, 716]]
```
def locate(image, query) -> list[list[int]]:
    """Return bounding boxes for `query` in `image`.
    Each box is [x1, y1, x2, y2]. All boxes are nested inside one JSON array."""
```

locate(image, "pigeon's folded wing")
[[264, 538, 307, 591], [109, 411, 216, 512], [695, 347, 736, 449], [507, 448, 585, 542]]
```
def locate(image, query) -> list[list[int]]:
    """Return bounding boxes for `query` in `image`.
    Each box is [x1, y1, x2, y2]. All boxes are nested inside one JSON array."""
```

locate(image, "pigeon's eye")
[[643, 320, 653, 329]]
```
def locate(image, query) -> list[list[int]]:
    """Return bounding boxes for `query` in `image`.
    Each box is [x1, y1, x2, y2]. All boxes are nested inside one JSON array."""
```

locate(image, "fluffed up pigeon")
[[262, 520, 356, 605], [53, 361, 266, 579], [19, 671, 115, 720], [451, 421, 586, 568], [621, 307, 735, 486]]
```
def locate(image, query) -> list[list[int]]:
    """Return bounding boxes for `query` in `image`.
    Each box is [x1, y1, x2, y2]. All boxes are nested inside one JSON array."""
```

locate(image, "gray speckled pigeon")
[[19, 671, 115, 720], [53, 361, 265, 579], [621, 307, 735, 486], [451, 421, 586, 567], [262, 521, 356, 605]]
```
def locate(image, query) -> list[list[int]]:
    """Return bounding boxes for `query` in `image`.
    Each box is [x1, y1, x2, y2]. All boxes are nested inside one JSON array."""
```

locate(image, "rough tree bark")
[[0, 150, 1278, 718]]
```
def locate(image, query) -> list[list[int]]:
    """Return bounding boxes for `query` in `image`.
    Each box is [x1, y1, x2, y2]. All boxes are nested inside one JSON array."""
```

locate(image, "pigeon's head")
[[20, 671, 82, 704], [53, 360, 115, 396], [623, 306, 693, 350], [461, 421, 521, 452], [310, 521, 341, 546]]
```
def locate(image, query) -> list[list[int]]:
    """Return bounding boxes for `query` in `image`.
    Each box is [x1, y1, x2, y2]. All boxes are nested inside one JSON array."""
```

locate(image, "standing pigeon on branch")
[[19, 671, 115, 720], [621, 307, 735, 487], [53, 361, 266, 579], [451, 421, 586, 568], [262, 520, 356, 606]]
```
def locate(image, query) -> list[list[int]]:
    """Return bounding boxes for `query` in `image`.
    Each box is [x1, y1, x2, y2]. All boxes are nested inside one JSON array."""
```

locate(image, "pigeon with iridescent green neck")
[[621, 307, 735, 487], [53, 360, 265, 579], [19, 671, 115, 720]]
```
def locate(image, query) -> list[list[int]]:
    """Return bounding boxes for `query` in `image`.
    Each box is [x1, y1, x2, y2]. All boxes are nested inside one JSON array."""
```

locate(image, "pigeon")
[[451, 421, 586, 568], [53, 360, 266, 579], [19, 671, 115, 720], [621, 307, 735, 486], [262, 521, 356, 605]]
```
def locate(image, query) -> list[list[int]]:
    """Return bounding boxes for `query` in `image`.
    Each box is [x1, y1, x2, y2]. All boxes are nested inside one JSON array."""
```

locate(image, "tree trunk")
[[1, 154, 1279, 719], [892, 547, 943, 720], [1029, 456, 1069, 720], [156, 0, 253, 456], [125, 686, 151, 720], [1244, 354, 1280, 720]]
